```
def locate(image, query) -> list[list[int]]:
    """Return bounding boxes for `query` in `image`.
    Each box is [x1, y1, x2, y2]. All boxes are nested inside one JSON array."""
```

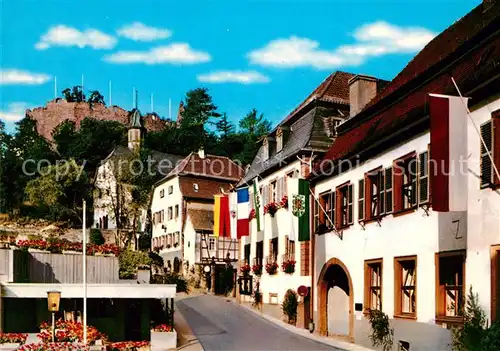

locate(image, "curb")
[[173, 301, 204, 351], [237, 302, 374, 351]]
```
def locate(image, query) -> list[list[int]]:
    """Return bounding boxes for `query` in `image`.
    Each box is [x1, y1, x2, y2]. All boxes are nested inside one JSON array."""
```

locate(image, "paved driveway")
[[176, 295, 341, 351]]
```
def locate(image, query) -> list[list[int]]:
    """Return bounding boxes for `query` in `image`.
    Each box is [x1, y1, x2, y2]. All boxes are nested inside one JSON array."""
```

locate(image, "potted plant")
[[0, 333, 28, 349], [279, 195, 288, 209], [151, 324, 176, 350], [249, 209, 256, 220], [282, 289, 299, 325], [240, 264, 251, 276], [265, 262, 279, 275], [252, 264, 262, 276], [281, 260, 296, 274], [264, 202, 279, 217]]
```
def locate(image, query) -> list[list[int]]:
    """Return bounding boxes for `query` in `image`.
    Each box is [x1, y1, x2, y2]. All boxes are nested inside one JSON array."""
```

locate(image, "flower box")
[[28, 248, 49, 253], [265, 262, 279, 275], [263, 202, 279, 217], [252, 264, 262, 276], [62, 250, 82, 255], [0, 343, 21, 350], [281, 260, 296, 274], [151, 330, 176, 351], [106, 341, 150, 351], [240, 264, 251, 276]]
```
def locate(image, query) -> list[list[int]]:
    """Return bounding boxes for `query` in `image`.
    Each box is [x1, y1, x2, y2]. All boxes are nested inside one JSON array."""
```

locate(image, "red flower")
[[263, 202, 279, 217], [240, 264, 251, 275], [249, 209, 256, 220], [152, 324, 173, 332], [279, 195, 288, 209], [251, 264, 262, 276], [281, 260, 296, 274], [0, 333, 28, 344], [265, 262, 279, 275]]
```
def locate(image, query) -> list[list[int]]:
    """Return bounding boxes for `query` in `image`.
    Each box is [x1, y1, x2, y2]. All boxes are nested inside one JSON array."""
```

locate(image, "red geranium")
[[265, 262, 279, 275], [279, 195, 288, 209], [106, 341, 149, 351], [281, 260, 296, 274], [249, 209, 256, 220], [152, 324, 173, 332], [240, 264, 251, 275], [0, 333, 28, 344], [263, 202, 279, 217], [252, 264, 262, 276]]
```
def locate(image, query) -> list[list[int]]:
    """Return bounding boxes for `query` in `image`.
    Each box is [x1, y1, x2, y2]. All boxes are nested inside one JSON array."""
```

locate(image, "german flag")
[[213, 194, 230, 237]]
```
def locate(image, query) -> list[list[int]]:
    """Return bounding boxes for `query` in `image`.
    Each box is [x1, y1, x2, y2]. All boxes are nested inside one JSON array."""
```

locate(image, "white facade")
[[94, 159, 120, 230], [241, 159, 311, 304], [313, 98, 500, 350]]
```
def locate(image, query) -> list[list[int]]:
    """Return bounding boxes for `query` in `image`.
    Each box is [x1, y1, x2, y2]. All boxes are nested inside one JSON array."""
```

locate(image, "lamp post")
[[47, 291, 61, 343], [135, 232, 140, 251]]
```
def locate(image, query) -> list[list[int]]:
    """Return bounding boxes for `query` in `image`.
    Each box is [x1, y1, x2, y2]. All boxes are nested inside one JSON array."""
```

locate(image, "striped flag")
[[290, 178, 310, 241], [214, 194, 230, 237], [287, 178, 297, 241], [429, 94, 469, 212], [229, 192, 238, 239], [237, 187, 250, 238], [253, 178, 261, 232]]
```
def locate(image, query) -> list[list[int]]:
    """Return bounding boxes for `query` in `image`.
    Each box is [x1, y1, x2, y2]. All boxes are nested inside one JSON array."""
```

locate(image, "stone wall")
[[27, 99, 170, 141]]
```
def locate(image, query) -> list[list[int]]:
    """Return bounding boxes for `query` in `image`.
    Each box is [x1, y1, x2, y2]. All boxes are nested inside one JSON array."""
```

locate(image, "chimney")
[[348, 75, 378, 117], [198, 147, 205, 159]]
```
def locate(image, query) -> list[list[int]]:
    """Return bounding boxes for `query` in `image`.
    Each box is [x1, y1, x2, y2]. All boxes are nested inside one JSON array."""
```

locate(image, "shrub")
[[367, 309, 394, 351], [252, 286, 262, 307], [452, 286, 500, 351], [89, 228, 105, 245], [282, 289, 298, 324], [118, 250, 152, 279], [162, 273, 190, 294]]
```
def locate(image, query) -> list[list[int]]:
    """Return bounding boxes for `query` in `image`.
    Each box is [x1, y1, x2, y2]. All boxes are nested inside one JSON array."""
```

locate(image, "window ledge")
[[393, 314, 417, 321], [392, 208, 417, 218], [435, 316, 464, 325]]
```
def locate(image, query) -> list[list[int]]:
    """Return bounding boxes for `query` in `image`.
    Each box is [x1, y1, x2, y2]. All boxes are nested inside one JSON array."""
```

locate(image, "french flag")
[[237, 188, 250, 238], [429, 94, 469, 212]]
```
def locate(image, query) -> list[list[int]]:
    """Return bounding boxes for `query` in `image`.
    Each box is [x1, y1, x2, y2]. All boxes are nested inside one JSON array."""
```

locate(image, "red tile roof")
[[179, 176, 234, 199], [314, 3, 500, 177], [169, 152, 244, 181]]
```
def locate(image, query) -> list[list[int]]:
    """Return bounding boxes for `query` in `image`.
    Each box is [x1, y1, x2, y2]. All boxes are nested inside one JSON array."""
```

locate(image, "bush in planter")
[[90, 228, 105, 245], [118, 249, 152, 279], [265, 262, 278, 275], [19, 342, 90, 351], [240, 264, 251, 275], [0, 333, 28, 344], [152, 324, 173, 332], [281, 260, 295, 274], [263, 202, 279, 217], [282, 289, 298, 324], [106, 341, 149, 351], [252, 264, 262, 276]]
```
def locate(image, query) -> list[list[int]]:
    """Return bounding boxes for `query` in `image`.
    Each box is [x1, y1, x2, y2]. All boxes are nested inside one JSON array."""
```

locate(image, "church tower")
[[128, 108, 142, 151]]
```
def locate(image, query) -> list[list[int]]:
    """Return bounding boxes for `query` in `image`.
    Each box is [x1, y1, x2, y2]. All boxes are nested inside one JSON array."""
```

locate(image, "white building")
[[150, 149, 243, 275], [93, 108, 182, 240], [309, 2, 500, 350], [238, 71, 388, 319]]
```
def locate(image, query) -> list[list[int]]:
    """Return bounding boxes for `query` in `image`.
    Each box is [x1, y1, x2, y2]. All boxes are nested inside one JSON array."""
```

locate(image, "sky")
[[0, 0, 480, 134]]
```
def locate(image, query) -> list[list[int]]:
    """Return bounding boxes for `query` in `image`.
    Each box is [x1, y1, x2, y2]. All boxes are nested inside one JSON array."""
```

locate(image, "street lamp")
[[135, 232, 140, 251], [47, 291, 61, 342]]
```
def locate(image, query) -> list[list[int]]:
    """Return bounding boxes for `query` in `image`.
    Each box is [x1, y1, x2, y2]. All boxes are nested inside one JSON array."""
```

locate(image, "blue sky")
[[0, 0, 479, 134]]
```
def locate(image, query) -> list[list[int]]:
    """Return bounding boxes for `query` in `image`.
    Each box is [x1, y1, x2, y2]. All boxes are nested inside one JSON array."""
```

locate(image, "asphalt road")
[[176, 295, 341, 351]]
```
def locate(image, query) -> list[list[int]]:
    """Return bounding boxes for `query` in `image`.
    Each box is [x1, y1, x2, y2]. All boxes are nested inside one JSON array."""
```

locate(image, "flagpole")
[[83, 200, 87, 345], [451, 77, 500, 182], [109, 81, 112, 106], [54, 76, 57, 99]]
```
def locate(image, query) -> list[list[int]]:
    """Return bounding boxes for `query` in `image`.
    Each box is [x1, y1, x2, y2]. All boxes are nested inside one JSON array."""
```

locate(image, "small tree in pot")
[[282, 289, 298, 325]]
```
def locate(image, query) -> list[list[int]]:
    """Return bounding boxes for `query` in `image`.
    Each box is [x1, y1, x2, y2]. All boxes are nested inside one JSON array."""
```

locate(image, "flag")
[[429, 94, 469, 212], [237, 187, 250, 238], [290, 178, 310, 241], [229, 192, 238, 239], [214, 194, 231, 237], [253, 178, 261, 231], [287, 178, 297, 241]]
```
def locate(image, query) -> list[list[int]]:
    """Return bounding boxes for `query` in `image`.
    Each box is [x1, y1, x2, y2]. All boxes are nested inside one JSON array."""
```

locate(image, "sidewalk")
[[237, 300, 374, 351], [174, 292, 205, 351]]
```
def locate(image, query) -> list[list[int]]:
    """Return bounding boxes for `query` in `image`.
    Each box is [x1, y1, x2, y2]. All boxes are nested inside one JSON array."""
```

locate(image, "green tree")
[[216, 113, 235, 137], [88, 90, 105, 105], [62, 86, 86, 102], [24, 159, 90, 223], [234, 108, 272, 165], [181, 87, 221, 127]]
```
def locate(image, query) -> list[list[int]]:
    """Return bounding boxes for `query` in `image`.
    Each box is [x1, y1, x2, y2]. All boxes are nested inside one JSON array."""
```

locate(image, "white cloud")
[[0, 103, 29, 122], [36, 25, 117, 50], [248, 21, 436, 69], [197, 70, 270, 84], [0, 69, 51, 85], [117, 22, 172, 41], [103, 43, 211, 64]]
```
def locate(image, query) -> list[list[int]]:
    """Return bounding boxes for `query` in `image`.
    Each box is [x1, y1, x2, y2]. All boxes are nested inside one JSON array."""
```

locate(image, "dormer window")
[[193, 183, 199, 192], [276, 126, 289, 153], [262, 137, 269, 161]]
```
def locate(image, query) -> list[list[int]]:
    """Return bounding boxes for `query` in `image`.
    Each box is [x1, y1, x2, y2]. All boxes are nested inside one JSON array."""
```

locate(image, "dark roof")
[[313, 2, 500, 178], [188, 209, 213, 231], [179, 176, 234, 199], [104, 146, 183, 177], [167, 152, 243, 181]]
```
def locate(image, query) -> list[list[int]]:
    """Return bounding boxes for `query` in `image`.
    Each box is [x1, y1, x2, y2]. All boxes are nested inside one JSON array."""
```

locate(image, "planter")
[[62, 250, 82, 255], [0, 343, 20, 350], [151, 330, 176, 351], [28, 248, 48, 253]]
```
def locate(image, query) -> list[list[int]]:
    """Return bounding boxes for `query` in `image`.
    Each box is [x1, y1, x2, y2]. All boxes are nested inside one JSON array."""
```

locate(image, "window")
[[168, 185, 173, 195], [193, 183, 199, 192], [270, 180, 277, 202], [255, 241, 264, 266], [358, 179, 365, 221], [385, 167, 393, 213], [394, 154, 417, 212], [160, 189, 165, 198], [168, 207, 173, 220], [284, 235, 295, 261], [316, 191, 334, 233], [244, 244, 251, 264], [160, 210, 164, 223], [174, 205, 179, 218], [365, 168, 385, 220], [364, 259, 383, 312], [276, 127, 283, 152], [209, 238, 215, 251], [436, 251, 465, 320], [481, 120, 494, 187], [418, 151, 430, 204], [335, 183, 353, 228], [269, 237, 278, 263], [491, 245, 500, 322], [301, 242, 310, 276], [395, 256, 417, 317]]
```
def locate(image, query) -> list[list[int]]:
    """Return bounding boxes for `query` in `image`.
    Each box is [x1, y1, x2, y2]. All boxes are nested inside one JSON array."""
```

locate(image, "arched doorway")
[[317, 258, 354, 340]]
